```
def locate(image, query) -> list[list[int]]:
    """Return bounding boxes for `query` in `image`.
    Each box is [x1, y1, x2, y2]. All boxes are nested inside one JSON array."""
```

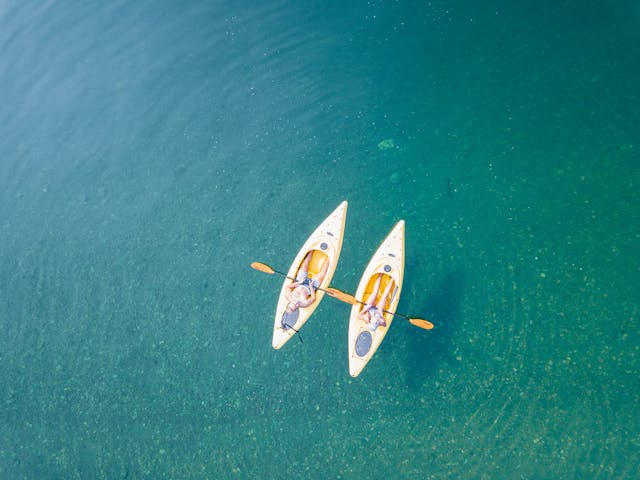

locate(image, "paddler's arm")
[[285, 289, 294, 302], [358, 304, 373, 321], [298, 289, 316, 308]]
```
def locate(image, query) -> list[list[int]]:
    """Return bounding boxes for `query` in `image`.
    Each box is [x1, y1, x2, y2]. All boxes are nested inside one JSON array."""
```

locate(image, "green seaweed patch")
[[377, 138, 395, 150]]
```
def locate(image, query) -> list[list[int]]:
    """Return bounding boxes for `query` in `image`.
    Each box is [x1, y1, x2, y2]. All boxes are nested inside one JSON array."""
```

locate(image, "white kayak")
[[347, 220, 405, 377], [272, 201, 348, 349]]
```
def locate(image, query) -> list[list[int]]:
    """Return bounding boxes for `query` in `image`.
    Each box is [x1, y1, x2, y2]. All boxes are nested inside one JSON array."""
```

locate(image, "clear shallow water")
[[1, 1, 638, 478]]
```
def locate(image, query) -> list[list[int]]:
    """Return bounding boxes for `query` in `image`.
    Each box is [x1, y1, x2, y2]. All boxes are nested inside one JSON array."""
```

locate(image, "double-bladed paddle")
[[251, 261, 434, 330]]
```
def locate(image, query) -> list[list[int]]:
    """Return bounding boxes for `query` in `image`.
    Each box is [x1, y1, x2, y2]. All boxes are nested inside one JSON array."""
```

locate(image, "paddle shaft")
[[341, 293, 410, 320]]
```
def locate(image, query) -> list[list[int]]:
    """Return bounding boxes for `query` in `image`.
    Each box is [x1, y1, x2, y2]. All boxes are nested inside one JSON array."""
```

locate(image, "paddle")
[[251, 262, 434, 330], [251, 261, 332, 295], [324, 287, 434, 330]]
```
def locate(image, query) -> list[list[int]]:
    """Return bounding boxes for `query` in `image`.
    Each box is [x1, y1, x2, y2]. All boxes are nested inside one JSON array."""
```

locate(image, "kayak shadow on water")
[[401, 269, 465, 391]]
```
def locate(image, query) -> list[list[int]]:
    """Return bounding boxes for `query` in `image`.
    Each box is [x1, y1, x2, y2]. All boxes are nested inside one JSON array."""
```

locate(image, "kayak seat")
[[296, 249, 329, 282], [363, 273, 395, 311]]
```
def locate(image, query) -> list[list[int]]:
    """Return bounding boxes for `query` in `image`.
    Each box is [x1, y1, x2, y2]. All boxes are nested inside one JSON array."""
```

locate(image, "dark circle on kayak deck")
[[384, 265, 391, 272], [320, 242, 328, 250], [355, 331, 372, 357], [281, 309, 299, 330]]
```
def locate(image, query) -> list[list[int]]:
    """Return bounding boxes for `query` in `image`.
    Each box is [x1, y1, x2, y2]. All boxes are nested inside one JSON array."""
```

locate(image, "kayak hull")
[[272, 201, 348, 349], [348, 220, 405, 377]]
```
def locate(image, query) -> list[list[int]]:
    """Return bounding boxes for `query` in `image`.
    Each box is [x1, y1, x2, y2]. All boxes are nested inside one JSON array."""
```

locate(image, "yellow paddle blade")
[[251, 262, 275, 274], [409, 318, 434, 330], [325, 287, 359, 305]]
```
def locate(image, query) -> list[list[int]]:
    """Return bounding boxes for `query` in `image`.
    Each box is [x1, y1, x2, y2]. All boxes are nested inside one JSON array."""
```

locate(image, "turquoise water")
[[1, 1, 638, 478]]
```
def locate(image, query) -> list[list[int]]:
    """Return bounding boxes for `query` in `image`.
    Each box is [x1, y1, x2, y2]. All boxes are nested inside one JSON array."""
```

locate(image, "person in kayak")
[[359, 273, 394, 331], [285, 251, 329, 313]]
